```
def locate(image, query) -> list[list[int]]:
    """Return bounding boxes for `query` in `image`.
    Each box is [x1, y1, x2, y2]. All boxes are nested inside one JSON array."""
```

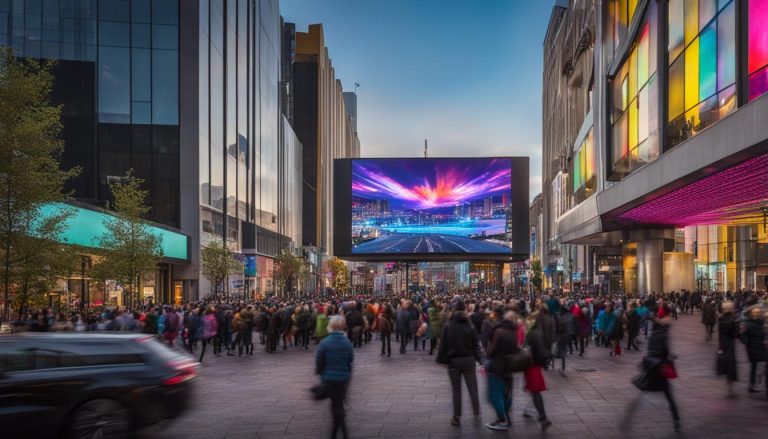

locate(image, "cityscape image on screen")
[[351, 158, 513, 254]]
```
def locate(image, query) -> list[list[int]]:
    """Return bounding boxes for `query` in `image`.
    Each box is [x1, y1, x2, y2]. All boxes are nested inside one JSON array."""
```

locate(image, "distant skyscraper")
[[284, 23, 361, 255], [343, 91, 358, 134]]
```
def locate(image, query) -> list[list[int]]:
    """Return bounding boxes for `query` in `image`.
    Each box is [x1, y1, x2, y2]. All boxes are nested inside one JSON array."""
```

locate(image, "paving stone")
[[155, 313, 768, 438]]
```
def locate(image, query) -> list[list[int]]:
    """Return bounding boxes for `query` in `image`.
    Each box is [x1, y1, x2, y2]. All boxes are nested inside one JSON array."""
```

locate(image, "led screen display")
[[348, 158, 514, 255]]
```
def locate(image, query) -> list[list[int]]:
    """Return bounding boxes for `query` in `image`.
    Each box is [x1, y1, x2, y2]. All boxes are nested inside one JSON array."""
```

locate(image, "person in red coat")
[[522, 311, 552, 432]]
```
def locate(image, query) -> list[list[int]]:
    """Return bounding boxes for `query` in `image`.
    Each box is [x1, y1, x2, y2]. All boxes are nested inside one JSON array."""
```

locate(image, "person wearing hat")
[[437, 299, 483, 427]]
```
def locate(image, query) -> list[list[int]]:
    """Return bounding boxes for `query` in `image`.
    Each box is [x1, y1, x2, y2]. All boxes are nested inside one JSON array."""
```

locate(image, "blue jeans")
[[487, 373, 512, 421]]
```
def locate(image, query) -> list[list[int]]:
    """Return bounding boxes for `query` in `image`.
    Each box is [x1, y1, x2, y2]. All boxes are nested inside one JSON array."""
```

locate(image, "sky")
[[280, 0, 554, 200]]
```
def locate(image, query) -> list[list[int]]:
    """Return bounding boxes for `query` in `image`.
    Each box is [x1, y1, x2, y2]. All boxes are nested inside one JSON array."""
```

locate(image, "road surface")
[[352, 232, 512, 254]]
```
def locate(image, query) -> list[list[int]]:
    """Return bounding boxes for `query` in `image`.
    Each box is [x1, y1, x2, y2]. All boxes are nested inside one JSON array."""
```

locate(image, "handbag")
[[659, 361, 678, 379], [632, 370, 650, 391], [436, 346, 448, 365], [505, 348, 532, 373]]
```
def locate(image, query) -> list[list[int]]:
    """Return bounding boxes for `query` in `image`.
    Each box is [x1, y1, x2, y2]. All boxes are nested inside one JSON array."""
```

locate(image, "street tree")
[[273, 249, 306, 296], [0, 51, 78, 318], [94, 171, 162, 308], [324, 256, 348, 293], [200, 238, 241, 298], [11, 210, 79, 317], [531, 257, 543, 293]]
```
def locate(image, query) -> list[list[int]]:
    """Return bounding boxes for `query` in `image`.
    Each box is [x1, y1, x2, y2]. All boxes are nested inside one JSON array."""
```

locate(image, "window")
[[573, 129, 596, 204], [610, 2, 659, 179], [748, 0, 768, 101], [98, 0, 129, 22], [666, 0, 736, 148], [609, 0, 642, 50], [152, 24, 177, 50], [98, 45, 130, 123], [151, 48, 178, 125]]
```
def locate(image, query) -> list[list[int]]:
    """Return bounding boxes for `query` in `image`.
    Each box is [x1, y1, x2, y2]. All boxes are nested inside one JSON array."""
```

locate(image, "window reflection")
[[98, 46, 130, 123]]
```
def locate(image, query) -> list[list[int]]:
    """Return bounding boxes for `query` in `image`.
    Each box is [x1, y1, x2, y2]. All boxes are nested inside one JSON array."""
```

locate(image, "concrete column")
[[636, 239, 665, 295], [630, 229, 674, 295]]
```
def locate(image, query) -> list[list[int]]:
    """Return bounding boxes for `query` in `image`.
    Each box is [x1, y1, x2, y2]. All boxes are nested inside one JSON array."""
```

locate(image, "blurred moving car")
[[0, 333, 198, 438]]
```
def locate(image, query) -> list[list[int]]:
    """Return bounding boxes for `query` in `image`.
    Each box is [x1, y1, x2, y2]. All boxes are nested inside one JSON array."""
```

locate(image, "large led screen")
[[348, 158, 514, 255]]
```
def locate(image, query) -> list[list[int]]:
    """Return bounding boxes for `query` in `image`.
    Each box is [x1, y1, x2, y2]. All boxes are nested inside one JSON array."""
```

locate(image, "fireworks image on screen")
[[351, 158, 513, 254]]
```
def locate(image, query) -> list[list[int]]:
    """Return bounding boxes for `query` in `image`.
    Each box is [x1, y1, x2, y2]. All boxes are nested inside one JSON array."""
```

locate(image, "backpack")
[[203, 314, 218, 339], [165, 312, 179, 332]]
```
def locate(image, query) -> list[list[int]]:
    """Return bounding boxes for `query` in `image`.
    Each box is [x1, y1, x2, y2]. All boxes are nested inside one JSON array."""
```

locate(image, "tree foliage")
[[273, 250, 306, 295], [200, 238, 241, 297], [0, 51, 78, 318], [93, 171, 162, 307], [531, 257, 543, 292], [11, 208, 78, 318], [324, 256, 348, 292]]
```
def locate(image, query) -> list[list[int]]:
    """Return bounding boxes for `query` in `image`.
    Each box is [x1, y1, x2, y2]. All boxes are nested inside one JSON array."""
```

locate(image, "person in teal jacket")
[[315, 315, 354, 439]]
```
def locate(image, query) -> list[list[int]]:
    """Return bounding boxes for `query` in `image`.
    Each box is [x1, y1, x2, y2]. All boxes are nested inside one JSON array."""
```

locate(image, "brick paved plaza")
[[163, 314, 768, 439]]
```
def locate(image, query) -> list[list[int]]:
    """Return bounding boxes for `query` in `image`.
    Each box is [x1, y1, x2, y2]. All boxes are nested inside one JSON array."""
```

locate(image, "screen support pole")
[[405, 262, 409, 295]]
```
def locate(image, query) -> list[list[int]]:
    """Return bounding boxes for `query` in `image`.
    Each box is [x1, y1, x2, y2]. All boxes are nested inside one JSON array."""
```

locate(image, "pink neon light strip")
[[617, 153, 768, 226]]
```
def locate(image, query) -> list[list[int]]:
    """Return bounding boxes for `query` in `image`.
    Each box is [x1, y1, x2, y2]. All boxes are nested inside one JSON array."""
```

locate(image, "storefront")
[[39, 202, 189, 309]]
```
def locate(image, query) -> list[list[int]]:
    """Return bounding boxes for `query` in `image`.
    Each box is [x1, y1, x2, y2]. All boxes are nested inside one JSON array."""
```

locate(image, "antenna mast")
[[424, 139, 428, 158]]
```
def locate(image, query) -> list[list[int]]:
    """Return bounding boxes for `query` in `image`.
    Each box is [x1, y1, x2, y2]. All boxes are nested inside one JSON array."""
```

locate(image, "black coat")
[[526, 326, 549, 367], [641, 320, 672, 392], [701, 303, 717, 325], [438, 312, 483, 369], [717, 314, 739, 380], [470, 310, 485, 334], [395, 309, 412, 335], [626, 310, 640, 337], [345, 309, 364, 329], [741, 318, 767, 363], [486, 320, 519, 376]]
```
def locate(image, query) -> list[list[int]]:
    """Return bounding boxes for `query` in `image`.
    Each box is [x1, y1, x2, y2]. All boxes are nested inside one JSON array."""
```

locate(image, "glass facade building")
[[1, 0, 306, 299], [0, 0, 180, 228]]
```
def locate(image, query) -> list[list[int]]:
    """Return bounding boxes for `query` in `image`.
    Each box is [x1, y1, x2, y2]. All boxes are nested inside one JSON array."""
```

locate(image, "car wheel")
[[69, 398, 131, 439]]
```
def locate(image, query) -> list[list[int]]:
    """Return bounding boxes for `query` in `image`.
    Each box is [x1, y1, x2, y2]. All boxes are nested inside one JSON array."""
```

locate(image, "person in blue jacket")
[[316, 315, 354, 439]]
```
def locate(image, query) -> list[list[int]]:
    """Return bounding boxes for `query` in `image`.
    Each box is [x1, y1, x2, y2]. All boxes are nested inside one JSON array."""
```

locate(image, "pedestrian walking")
[[716, 301, 739, 396], [627, 303, 681, 433], [555, 306, 573, 376], [372, 304, 394, 356], [625, 302, 640, 351], [314, 315, 354, 439], [436, 299, 483, 427], [199, 305, 219, 363], [702, 299, 717, 342], [428, 301, 446, 355], [396, 300, 413, 354], [483, 310, 519, 431], [741, 306, 767, 394], [522, 311, 552, 432]]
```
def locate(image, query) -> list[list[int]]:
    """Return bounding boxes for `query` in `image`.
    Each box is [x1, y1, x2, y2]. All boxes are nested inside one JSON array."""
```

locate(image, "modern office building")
[[543, 0, 768, 295], [0, 0, 304, 302], [284, 23, 361, 260], [343, 91, 358, 135]]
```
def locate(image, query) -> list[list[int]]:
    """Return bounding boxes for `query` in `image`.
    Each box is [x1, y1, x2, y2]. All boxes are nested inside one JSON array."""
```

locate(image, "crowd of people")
[[7, 288, 768, 437]]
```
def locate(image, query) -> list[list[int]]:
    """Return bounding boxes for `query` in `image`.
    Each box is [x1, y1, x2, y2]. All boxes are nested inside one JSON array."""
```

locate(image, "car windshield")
[[134, 336, 193, 363]]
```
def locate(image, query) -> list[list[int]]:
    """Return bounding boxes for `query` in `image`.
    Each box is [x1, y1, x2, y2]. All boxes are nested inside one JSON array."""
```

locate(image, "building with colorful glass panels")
[[543, 0, 768, 295]]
